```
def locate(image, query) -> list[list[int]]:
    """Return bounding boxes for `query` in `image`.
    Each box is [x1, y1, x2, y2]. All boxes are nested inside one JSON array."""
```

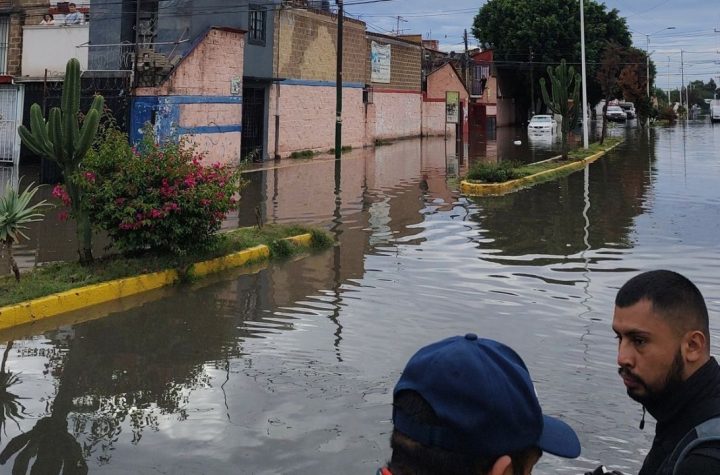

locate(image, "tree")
[[540, 60, 580, 160], [596, 42, 625, 144], [18, 59, 103, 265], [617, 47, 652, 126], [473, 0, 632, 116]]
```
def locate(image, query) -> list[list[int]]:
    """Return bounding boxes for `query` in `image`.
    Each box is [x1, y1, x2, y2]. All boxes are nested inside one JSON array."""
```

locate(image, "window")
[[0, 16, 9, 75], [248, 5, 267, 46]]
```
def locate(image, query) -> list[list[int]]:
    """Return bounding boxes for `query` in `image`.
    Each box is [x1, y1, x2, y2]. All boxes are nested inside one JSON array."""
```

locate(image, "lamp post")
[[580, 0, 589, 149]]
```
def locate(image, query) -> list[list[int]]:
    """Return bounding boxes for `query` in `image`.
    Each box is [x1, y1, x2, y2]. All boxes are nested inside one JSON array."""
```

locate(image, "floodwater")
[[1, 120, 719, 474]]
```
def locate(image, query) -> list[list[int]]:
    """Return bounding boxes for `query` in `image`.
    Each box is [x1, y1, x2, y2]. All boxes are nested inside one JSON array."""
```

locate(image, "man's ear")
[[683, 330, 708, 363], [488, 455, 513, 475]]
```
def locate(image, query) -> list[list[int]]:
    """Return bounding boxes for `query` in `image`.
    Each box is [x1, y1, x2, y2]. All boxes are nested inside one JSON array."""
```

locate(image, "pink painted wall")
[[426, 64, 470, 137], [135, 28, 245, 166], [426, 64, 469, 103], [422, 101, 454, 137], [373, 92, 422, 140], [267, 84, 367, 157]]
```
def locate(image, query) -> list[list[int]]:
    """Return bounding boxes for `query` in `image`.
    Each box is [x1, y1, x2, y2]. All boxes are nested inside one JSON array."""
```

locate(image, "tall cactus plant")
[[18, 58, 103, 264], [540, 59, 581, 160]]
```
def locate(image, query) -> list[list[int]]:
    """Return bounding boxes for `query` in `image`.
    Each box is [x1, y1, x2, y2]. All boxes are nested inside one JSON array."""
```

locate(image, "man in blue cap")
[[380, 334, 581, 475]]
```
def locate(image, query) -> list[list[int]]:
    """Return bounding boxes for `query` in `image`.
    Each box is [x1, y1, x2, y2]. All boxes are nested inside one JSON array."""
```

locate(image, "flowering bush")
[[71, 128, 242, 254]]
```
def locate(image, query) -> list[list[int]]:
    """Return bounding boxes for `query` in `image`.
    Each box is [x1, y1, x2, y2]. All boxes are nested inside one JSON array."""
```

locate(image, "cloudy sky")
[[344, 0, 720, 90]]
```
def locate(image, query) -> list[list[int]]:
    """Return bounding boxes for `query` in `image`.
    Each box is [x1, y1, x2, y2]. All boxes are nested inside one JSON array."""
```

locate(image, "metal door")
[[0, 85, 23, 188], [241, 86, 265, 161]]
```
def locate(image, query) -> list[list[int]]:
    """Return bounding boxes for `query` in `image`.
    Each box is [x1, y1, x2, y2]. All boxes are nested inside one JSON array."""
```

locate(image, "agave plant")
[[0, 181, 51, 281]]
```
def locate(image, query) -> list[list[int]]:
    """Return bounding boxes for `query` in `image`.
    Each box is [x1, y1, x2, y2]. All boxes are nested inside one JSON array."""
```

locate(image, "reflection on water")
[[2, 122, 720, 473]]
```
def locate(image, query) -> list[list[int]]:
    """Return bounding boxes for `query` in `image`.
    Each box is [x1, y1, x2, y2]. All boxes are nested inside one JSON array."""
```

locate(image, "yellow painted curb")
[[460, 141, 623, 197], [0, 233, 317, 332]]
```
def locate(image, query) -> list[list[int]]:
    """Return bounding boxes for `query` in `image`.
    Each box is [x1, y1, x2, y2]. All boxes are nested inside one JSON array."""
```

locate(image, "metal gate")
[[0, 85, 24, 188], [241, 86, 266, 161]]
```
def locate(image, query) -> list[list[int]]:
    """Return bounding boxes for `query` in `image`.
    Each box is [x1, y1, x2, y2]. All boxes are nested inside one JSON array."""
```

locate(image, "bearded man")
[[613, 270, 720, 474]]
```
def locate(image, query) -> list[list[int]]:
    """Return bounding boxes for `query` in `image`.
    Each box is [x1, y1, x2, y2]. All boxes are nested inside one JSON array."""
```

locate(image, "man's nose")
[[617, 340, 634, 368]]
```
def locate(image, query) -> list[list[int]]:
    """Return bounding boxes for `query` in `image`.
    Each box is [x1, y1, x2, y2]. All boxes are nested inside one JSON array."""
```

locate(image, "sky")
[[344, 0, 720, 91]]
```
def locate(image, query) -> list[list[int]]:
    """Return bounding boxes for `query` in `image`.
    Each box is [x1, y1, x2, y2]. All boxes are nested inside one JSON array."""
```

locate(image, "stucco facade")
[[132, 28, 246, 166]]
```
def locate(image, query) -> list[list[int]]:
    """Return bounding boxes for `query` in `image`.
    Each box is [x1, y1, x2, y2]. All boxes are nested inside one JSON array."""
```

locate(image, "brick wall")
[[274, 9, 366, 83], [4, 1, 50, 76], [367, 34, 421, 92]]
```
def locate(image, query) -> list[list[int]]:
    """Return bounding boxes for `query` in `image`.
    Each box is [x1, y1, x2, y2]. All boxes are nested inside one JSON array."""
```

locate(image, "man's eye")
[[633, 338, 646, 346]]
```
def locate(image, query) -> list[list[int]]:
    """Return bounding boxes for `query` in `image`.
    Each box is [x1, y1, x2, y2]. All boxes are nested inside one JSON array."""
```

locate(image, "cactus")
[[540, 59, 581, 160], [17, 58, 104, 264]]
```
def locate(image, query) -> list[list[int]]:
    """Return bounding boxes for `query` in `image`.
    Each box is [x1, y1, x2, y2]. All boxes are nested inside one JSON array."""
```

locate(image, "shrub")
[[466, 161, 528, 183], [290, 150, 315, 159], [75, 128, 243, 254], [657, 106, 677, 124]]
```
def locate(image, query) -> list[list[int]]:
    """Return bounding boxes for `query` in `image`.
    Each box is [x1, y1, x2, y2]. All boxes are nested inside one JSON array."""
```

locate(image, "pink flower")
[[52, 184, 72, 207], [84, 172, 96, 183], [150, 209, 164, 219], [200, 199, 211, 207], [58, 210, 69, 222]]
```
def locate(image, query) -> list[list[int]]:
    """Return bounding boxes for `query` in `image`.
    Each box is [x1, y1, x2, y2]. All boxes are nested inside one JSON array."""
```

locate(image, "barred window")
[[0, 16, 9, 75], [248, 5, 267, 46]]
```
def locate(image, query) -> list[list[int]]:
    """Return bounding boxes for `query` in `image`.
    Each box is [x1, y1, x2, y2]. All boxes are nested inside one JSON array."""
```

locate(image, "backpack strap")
[[670, 416, 720, 475]]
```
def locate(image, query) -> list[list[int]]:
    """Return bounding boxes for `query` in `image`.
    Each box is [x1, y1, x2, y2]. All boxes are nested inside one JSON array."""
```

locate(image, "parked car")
[[527, 114, 557, 133], [618, 102, 636, 119], [606, 105, 627, 122]]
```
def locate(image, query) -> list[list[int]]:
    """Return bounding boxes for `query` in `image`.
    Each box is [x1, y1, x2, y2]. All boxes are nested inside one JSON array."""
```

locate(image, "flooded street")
[[1, 121, 720, 474]]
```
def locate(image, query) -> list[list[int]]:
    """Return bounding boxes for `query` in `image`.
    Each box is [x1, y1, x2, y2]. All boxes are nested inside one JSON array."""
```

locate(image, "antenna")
[[394, 16, 408, 35]]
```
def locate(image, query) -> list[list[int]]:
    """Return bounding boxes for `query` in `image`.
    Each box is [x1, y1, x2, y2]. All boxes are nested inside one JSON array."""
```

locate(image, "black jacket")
[[639, 357, 720, 474]]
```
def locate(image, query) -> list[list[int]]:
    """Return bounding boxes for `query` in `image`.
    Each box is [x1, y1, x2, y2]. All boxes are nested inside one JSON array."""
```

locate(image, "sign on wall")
[[446, 91, 460, 124], [371, 41, 391, 84]]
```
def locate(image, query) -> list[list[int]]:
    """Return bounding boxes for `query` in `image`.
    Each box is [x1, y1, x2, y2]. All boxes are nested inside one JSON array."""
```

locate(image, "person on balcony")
[[40, 14, 55, 25], [64, 3, 84, 25]]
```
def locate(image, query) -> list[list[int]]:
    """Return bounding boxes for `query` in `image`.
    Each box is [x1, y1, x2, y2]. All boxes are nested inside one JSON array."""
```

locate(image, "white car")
[[527, 115, 557, 133], [606, 105, 627, 122]]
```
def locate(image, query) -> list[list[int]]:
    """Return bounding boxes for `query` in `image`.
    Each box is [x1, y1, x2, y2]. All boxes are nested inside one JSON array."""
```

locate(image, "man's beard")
[[618, 349, 685, 405]]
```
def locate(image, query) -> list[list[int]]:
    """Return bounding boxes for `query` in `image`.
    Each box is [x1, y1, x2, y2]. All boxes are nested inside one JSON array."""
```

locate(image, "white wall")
[[22, 25, 89, 77]]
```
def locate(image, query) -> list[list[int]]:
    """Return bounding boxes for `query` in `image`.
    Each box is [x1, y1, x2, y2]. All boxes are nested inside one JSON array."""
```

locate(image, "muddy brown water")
[[1, 121, 719, 474]]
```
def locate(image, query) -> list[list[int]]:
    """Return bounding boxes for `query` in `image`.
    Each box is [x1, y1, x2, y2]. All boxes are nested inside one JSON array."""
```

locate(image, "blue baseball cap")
[[393, 334, 581, 459]]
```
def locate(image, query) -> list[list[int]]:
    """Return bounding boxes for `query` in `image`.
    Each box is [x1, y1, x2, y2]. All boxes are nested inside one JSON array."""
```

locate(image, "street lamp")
[[580, 0, 589, 149], [645, 27, 675, 98]]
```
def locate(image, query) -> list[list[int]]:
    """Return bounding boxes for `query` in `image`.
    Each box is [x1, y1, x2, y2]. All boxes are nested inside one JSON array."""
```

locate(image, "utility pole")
[[394, 16, 407, 35], [681, 49, 685, 109], [463, 29, 469, 89], [335, 0, 343, 160], [667, 56, 671, 105], [529, 47, 534, 115]]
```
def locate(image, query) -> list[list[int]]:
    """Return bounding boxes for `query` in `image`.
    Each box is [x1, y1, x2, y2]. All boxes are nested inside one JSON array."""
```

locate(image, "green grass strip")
[[0, 225, 332, 308], [466, 137, 623, 183]]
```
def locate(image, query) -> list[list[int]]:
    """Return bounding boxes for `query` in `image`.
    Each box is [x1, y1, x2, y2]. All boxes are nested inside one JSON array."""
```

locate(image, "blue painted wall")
[[130, 95, 243, 144]]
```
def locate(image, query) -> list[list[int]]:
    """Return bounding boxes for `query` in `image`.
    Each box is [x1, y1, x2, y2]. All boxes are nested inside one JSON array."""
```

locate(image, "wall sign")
[[446, 91, 460, 124], [371, 41, 391, 84]]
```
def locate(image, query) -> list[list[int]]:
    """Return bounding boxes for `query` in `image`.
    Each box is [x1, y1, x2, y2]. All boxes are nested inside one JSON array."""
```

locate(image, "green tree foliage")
[[17, 58, 103, 265], [473, 0, 632, 112], [540, 60, 580, 159], [687, 79, 719, 110]]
